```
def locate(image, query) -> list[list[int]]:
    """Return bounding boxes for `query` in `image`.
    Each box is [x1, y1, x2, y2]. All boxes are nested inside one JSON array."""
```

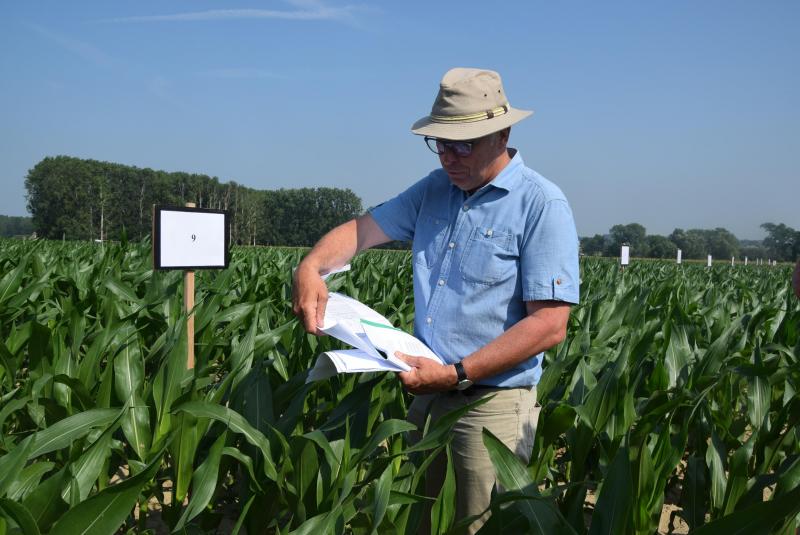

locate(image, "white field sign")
[[677, 249, 682, 264], [745, 257, 748, 266], [154, 207, 229, 269], [707, 255, 712, 267], [620, 245, 630, 266], [731, 257, 735, 266]]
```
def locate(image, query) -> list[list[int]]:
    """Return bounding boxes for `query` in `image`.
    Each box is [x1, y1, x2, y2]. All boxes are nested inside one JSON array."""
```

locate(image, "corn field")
[[0, 239, 798, 534]]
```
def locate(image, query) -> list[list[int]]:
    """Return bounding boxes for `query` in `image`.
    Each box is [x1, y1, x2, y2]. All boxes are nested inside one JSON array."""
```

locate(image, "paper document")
[[307, 292, 442, 382]]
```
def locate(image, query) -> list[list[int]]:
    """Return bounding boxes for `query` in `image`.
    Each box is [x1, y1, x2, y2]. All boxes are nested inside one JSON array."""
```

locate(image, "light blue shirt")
[[370, 150, 579, 387]]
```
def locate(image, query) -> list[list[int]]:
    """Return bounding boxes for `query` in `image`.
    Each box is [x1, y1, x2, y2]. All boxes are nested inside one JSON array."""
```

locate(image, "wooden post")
[[184, 202, 196, 369]]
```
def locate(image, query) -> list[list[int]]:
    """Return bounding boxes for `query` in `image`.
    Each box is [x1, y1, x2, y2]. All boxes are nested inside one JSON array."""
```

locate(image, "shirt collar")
[[487, 148, 524, 192]]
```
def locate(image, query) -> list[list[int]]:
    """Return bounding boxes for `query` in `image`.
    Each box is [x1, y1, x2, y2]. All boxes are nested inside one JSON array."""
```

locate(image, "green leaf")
[[355, 419, 416, 464], [589, 444, 633, 535], [0, 498, 41, 535], [0, 436, 34, 497], [681, 454, 707, 529], [481, 428, 571, 532], [172, 401, 277, 481], [48, 450, 162, 535], [371, 462, 393, 535], [60, 425, 115, 503], [691, 484, 800, 535], [175, 431, 227, 531], [5, 462, 55, 502], [705, 430, 727, 512], [27, 408, 119, 459], [429, 446, 454, 535], [21, 468, 69, 532]]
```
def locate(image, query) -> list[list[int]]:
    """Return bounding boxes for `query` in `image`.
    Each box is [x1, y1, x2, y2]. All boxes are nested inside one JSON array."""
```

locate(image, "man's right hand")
[[292, 263, 329, 335]]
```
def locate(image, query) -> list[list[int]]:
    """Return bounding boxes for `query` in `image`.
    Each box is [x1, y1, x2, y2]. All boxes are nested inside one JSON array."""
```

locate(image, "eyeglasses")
[[424, 136, 474, 157]]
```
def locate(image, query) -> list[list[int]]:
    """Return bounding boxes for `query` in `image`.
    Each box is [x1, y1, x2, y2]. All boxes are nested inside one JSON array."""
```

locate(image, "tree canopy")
[[24, 156, 362, 246]]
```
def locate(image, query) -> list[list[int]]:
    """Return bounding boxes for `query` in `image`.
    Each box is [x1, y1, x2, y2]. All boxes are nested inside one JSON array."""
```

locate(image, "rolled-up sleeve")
[[520, 198, 580, 304], [368, 175, 430, 242]]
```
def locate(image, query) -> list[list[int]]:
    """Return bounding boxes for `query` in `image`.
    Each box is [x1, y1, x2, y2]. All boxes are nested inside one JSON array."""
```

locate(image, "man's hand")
[[292, 263, 328, 335], [395, 352, 458, 394]]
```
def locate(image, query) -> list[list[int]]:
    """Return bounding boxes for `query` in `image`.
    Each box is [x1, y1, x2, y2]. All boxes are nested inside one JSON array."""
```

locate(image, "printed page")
[[307, 348, 410, 383], [360, 319, 443, 365], [319, 292, 393, 359], [310, 291, 439, 381]]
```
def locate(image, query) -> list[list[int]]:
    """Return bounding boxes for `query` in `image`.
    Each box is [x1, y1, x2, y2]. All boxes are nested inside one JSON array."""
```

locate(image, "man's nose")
[[440, 147, 458, 165]]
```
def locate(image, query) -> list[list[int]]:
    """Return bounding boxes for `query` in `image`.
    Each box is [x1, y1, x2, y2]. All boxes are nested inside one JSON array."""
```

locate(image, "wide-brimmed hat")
[[411, 68, 533, 141]]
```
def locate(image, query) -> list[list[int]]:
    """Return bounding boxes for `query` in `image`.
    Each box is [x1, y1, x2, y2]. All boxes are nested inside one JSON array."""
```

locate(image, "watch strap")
[[454, 361, 468, 383]]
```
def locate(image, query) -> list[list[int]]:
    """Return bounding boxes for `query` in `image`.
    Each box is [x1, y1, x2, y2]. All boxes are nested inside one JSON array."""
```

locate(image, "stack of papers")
[[307, 292, 443, 382]]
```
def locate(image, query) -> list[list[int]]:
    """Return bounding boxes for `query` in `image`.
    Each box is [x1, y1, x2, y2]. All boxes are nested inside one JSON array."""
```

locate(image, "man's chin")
[[447, 171, 469, 186]]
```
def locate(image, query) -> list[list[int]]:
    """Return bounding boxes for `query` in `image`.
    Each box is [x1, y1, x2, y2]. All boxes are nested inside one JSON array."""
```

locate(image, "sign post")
[[184, 203, 196, 369], [153, 205, 230, 370]]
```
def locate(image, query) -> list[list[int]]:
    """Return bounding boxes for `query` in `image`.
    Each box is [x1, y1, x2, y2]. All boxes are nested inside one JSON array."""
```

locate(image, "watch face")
[[457, 379, 473, 391]]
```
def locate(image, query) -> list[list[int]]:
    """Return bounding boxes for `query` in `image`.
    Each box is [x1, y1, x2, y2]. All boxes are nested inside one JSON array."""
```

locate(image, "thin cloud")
[[27, 23, 115, 67], [97, 3, 360, 25], [199, 68, 288, 80]]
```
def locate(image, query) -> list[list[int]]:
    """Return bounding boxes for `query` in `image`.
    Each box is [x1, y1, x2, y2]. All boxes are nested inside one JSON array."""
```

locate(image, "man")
[[292, 68, 579, 532]]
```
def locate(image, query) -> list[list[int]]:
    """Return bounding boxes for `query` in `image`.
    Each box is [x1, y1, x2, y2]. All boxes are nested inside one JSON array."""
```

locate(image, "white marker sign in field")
[[620, 245, 630, 266], [707, 255, 712, 267], [153, 206, 229, 269], [677, 249, 682, 264]]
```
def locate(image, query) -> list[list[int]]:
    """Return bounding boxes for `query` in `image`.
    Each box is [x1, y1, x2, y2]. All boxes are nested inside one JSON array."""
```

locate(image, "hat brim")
[[410, 107, 533, 140]]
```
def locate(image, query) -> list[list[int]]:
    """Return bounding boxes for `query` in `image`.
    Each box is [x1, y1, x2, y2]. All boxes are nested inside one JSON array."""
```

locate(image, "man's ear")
[[498, 127, 511, 146]]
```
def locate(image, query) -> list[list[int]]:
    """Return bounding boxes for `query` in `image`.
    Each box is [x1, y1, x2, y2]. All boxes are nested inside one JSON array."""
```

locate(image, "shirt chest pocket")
[[413, 214, 448, 269], [459, 226, 517, 284]]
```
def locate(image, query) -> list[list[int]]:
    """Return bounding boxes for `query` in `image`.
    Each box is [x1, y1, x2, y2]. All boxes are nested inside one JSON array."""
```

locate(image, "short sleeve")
[[520, 199, 580, 304], [368, 175, 430, 242]]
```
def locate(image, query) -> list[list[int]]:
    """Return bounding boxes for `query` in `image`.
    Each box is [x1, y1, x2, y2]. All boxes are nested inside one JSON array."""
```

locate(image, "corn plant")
[[0, 240, 798, 534]]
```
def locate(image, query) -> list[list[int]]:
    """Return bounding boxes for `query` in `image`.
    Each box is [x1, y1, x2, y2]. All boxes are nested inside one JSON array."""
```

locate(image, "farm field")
[[0, 239, 799, 534]]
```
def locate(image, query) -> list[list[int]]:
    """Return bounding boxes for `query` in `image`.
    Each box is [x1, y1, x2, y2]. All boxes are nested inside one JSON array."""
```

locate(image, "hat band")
[[430, 104, 509, 124]]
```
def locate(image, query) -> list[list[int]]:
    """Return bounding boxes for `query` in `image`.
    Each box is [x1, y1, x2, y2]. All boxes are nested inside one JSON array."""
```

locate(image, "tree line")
[[581, 222, 800, 262], [24, 156, 362, 247], [0, 215, 34, 238]]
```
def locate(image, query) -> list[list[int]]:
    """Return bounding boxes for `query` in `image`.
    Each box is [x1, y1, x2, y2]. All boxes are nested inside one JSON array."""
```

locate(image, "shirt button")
[[462, 205, 469, 212], [438, 279, 445, 286], [426, 317, 432, 324], [556, 279, 562, 285], [448, 242, 455, 249]]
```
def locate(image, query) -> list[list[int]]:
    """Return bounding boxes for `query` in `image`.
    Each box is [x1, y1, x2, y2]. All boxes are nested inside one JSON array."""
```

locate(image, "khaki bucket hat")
[[411, 68, 533, 141]]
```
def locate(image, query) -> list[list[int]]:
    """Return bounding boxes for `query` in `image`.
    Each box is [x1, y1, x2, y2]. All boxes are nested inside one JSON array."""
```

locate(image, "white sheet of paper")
[[307, 349, 409, 382], [307, 292, 443, 382], [361, 320, 442, 367], [159, 210, 226, 268]]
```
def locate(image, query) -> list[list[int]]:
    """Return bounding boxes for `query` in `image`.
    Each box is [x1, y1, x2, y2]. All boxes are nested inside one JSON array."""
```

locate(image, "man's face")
[[436, 129, 510, 193]]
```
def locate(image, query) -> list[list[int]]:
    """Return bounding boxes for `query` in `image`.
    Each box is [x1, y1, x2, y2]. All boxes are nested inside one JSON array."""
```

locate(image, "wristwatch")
[[454, 362, 473, 391]]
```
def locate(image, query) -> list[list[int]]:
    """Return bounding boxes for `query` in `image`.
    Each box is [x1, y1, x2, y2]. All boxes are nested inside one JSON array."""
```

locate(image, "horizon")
[[1, 1, 798, 241]]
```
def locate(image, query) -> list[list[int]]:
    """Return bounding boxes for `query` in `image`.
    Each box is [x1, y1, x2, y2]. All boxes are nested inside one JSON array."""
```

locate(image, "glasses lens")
[[449, 141, 472, 157], [425, 137, 441, 154], [425, 137, 473, 156]]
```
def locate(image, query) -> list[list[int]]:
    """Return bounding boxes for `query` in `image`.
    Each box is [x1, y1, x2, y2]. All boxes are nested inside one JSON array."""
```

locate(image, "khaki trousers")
[[407, 387, 540, 535]]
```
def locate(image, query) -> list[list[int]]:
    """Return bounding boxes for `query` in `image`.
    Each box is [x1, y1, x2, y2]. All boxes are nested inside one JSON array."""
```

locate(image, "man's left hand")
[[395, 352, 457, 394]]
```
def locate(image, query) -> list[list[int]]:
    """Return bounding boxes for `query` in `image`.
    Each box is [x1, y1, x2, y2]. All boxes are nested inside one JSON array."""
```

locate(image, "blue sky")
[[1, 1, 797, 239]]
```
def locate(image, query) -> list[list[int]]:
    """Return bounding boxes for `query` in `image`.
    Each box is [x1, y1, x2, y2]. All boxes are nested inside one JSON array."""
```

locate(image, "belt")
[[456, 384, 519, 396]]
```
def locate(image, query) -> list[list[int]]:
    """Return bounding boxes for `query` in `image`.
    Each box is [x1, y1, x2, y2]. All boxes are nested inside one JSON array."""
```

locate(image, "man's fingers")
[[315, 290, 328, 330], [394, 351, 422, 367]]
